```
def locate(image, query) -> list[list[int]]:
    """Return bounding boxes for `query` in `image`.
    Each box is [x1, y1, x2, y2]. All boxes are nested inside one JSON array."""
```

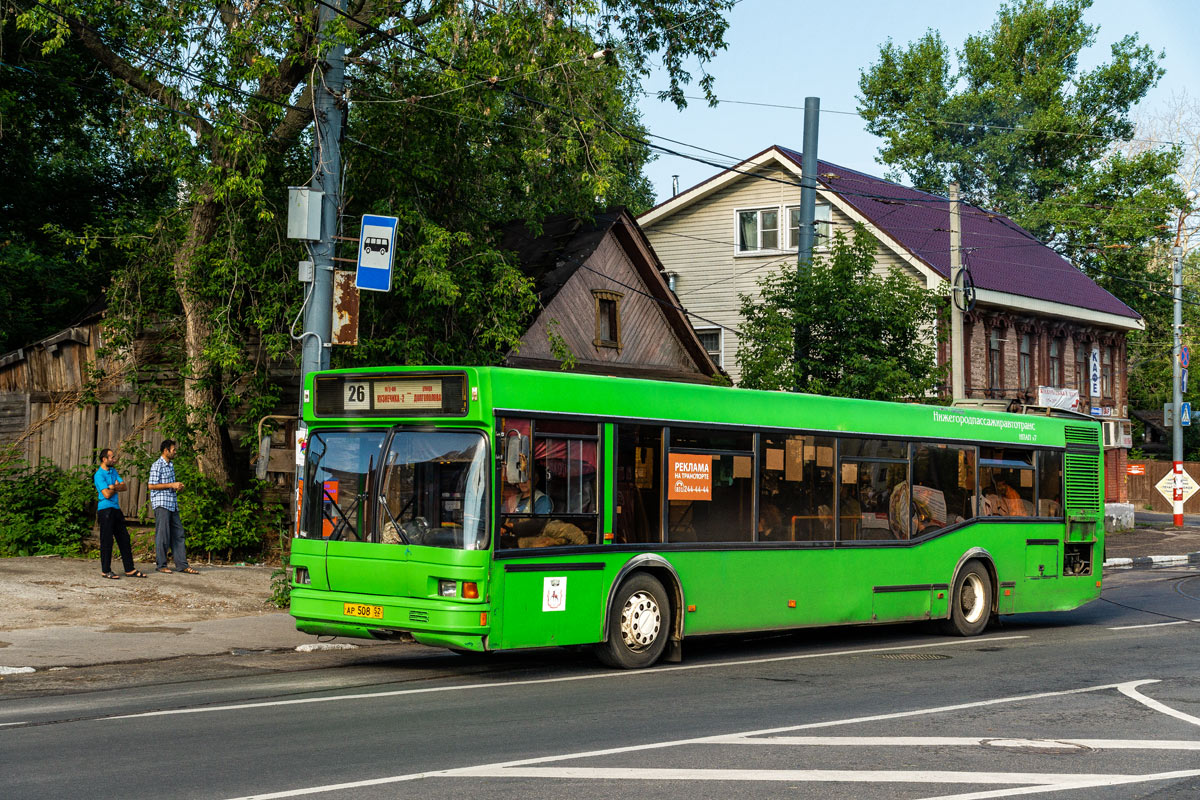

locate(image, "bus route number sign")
[[344, 381, 370, 411]]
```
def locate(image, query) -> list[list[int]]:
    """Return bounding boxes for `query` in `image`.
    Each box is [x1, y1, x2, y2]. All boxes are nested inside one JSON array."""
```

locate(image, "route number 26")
[[344, 382, 369, 409]]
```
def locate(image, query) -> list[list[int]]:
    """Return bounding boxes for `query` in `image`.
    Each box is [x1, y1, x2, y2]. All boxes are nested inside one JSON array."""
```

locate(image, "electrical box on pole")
[[287, 186, 323, 241]]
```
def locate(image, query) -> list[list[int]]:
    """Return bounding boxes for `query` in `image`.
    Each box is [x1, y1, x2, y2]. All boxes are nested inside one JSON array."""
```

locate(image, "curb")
[[1104, 552, 1200, 569]]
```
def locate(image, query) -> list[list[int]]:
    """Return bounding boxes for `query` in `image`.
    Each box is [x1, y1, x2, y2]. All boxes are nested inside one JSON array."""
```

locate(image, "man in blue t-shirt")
[[94, 448, 144, 579]]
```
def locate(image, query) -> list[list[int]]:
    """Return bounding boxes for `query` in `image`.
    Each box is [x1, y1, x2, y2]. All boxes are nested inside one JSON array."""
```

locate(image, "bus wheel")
[[941, 559, 992, 637], [595, 574, 669, 669]]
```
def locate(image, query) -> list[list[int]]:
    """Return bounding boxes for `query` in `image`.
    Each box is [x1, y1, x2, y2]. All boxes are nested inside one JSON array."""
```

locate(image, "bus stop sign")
[[356, 214, 399, 292]]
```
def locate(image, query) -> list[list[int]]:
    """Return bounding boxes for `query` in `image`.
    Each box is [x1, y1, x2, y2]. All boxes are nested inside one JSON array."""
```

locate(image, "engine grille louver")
[[1063, 424, 1101, 513]]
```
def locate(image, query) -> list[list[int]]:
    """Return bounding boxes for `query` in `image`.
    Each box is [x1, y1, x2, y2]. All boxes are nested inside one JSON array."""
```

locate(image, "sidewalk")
[[1102, 524, 1200, 568], [3, 526, 1199, 675]]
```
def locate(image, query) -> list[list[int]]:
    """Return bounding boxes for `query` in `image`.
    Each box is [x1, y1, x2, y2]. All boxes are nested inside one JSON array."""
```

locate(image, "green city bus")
[[289, 366, 1104, 668]]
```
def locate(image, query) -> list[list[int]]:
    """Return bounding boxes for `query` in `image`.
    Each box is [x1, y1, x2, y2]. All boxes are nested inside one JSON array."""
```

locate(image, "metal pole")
[[793, 96, 820, 392], [950, 184, 964, 401], [296, 0, 345, 534], [301, 0, 345, 388], [796, 97, 820, 267], [1173, 245, 1184, 527]]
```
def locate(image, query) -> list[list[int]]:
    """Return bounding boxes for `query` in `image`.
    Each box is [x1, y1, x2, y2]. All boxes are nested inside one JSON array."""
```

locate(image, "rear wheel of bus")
[[941, 559, 992, 636], [596, 573, 670, 669]]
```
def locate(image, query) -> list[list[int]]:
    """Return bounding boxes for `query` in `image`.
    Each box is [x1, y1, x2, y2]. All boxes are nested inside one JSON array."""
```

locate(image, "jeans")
[[154, 507, 188, 570], [98, 507, 135, 574]]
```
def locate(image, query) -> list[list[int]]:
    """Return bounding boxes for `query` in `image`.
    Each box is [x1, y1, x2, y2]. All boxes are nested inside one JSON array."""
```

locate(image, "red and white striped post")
[[1174, 461, 1185, 527]]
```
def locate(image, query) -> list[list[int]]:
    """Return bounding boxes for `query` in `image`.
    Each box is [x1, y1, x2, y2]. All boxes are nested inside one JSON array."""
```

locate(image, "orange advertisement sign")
[[321, 480, 339, 538], [1127, 464, 1146, 476], [669, 453, 712, 500]]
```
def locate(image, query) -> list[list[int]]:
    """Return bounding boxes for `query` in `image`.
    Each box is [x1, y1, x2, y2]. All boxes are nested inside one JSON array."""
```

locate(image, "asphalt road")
[[4, 567, 1200, 800]]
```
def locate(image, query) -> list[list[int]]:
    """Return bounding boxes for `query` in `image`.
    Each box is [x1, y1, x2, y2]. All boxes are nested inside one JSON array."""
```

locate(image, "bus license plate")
[[343, 602, 383, 620]]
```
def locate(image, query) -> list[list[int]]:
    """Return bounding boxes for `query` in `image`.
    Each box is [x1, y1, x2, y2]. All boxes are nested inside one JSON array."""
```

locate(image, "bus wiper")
[[377, 496, 411, 544], [320, 484, 360, 539]]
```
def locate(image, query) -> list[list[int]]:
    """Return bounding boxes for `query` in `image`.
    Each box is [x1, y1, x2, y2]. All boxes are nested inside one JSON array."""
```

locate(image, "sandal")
[[101, 572, 121, 580], [125, 570, 147, 578], [155, 567, 173, 574], [177, 567, 201, 575]]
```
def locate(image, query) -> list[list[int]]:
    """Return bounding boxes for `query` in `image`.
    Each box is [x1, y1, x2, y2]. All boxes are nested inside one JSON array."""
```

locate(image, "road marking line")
[[1120, 682, 1200, 727], [1109, 620, 1198, 630], [448, 766, 1200, 787], [0, 722, 27, 727], [717, 735, 1200, 750], [111, 635, 1027, 721], [221, 679, 1141, 800], [913, 768, 1200, 799]]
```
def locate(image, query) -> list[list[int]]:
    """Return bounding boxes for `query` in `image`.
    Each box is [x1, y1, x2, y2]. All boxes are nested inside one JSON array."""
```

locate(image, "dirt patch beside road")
[[0, 556, 281, 632]]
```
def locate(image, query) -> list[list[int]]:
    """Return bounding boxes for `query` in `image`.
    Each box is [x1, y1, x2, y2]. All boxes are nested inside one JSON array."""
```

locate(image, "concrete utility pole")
[[1173, 244, 1184, 526], [796, 97, 820, 267], [950, 184, 964, 401], [793, 96, 820, 393], [301, 0, 346, 390]]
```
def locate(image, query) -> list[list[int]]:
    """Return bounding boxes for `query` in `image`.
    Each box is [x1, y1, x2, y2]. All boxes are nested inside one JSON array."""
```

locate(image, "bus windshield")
[[378, 430, 490, 550], [301, 429, 387, 542]]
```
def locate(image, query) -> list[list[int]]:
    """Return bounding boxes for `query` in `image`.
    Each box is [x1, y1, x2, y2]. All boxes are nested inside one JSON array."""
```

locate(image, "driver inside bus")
[[503, 474, 552, 515]]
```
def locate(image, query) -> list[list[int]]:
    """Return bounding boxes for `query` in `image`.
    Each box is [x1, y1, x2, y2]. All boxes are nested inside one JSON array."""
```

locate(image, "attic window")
[[593, 290, 623, 349], [786, 203, 833, 249], [736, 208, 779, 252]]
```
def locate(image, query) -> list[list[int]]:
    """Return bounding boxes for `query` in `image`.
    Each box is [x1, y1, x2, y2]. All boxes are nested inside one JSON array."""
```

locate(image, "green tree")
[[737, 227, 946, 401], [13, 1, 734, 485], [856, 0, 1185, 310], [0, 15, 171, 353]]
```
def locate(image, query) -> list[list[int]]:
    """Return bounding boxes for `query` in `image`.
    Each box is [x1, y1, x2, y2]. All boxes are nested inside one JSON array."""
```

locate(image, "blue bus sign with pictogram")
[[356, 214, 399, 292]]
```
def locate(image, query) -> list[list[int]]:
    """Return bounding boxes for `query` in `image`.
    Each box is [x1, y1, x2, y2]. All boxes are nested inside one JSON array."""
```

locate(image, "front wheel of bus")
[[596, 574, 670, 669], [942, 559, 992, 637]]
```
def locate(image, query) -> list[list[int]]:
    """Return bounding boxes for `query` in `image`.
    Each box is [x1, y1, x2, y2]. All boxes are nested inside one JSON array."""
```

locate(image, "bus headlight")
[[438, 579, 457, 597]]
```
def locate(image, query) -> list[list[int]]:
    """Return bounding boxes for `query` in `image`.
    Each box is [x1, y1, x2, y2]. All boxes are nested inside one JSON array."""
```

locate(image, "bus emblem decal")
[[543, 576, 567, 612]]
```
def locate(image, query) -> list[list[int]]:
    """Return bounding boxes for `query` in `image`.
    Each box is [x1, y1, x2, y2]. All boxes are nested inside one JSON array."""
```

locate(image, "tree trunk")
[[173, 194, 234, 487]]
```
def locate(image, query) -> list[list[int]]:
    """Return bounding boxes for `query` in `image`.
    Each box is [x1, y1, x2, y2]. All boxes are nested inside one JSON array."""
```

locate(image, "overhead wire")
[[669, 94, 1186, 149]]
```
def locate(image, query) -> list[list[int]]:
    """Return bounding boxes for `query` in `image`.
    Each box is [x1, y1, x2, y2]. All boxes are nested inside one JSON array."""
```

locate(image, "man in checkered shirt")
[[148, 440, 200, 574]]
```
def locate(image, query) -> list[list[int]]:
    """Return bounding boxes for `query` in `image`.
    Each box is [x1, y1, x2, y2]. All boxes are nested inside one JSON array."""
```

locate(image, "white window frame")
[[694, 326, 723, 369], [734, 207, 783, 255], [785, 203, 833, 251]]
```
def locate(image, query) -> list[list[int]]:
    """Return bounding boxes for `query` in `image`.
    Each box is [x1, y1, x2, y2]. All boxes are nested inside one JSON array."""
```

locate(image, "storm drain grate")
[[875, 653, 951, 661]]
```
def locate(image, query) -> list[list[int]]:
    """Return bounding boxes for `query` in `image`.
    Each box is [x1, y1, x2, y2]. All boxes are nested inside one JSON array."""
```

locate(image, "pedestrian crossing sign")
[[1183, 402, 1192, 427]]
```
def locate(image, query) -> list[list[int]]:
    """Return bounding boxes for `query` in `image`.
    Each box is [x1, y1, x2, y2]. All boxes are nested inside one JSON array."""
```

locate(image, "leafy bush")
[[269, 562, 291, 608], [0, 457, 95, 556], [174, 460, 287, 561]]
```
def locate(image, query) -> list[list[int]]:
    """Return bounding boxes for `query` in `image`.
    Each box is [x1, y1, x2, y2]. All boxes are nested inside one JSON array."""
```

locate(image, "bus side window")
[[498, 417, 599, 549], [979, 447, 1035, 517], [759, 435, 834, 542], [615, 424, 664, 544], [910, 444, 976, 536], [1038, 450, 1064, 517]]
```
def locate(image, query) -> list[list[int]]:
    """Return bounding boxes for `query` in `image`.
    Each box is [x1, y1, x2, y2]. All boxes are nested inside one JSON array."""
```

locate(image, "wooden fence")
[[1126, 461, 1200, 513]]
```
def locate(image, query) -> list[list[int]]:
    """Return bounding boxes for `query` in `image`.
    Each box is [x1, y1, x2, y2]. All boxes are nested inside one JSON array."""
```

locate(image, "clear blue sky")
[[637, 0, 1199, 203]]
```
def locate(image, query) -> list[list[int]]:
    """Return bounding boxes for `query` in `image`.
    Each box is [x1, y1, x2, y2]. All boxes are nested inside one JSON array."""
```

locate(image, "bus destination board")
[[314, 372, 467, 417], [373, 379, 443, 410]]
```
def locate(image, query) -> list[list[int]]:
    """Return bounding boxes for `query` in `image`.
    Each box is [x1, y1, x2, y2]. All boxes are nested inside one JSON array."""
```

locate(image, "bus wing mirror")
[[504, 431, 529, 484]]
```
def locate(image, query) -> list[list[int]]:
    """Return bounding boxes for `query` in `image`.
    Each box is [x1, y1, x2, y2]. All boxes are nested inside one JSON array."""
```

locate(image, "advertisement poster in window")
[[321, 481, 338, 538], [669, 454, 712, 500]]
